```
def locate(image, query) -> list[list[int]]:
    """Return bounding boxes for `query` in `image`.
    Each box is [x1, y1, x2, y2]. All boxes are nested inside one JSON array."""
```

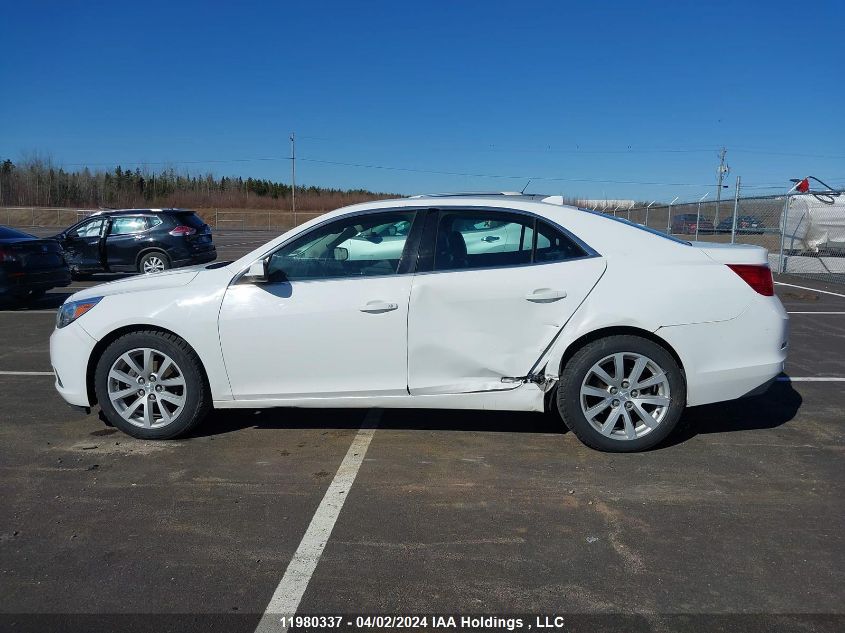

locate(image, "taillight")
[[0, 246, 18, 263], [169, 225, 197, 237], [727, 264, 774, 296]]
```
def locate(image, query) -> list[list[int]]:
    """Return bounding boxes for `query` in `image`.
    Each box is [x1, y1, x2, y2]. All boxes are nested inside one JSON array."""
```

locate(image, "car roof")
[[86, 208, 194, 216]]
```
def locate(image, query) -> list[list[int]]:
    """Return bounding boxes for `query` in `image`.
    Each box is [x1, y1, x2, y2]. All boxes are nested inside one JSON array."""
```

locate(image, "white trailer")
[[783, 193, 845, 253]]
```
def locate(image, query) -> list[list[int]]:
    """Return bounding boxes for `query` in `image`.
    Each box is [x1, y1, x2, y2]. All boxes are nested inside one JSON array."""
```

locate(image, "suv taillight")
[[169, 225, 197, 237], [727, 264, 774, 296], [0, 246, 18, 263]]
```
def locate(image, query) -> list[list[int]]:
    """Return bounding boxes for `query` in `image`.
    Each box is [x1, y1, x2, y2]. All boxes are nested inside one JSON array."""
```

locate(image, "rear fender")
[[537, 254, 750, 380]]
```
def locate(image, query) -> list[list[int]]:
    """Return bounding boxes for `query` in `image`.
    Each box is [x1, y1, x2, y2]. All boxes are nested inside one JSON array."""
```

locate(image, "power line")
[[296, 157, 722, 188], [731, 148, 845, 160], [29, 154, 837, 191]]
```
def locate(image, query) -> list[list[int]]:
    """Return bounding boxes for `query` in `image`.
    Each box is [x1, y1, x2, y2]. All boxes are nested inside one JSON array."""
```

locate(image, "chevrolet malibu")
[[49, 193, 789, 452]]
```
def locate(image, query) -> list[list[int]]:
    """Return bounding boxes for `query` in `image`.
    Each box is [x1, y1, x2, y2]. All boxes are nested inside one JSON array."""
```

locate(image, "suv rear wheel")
[[139, 251, 170, 274], [557, 335, 685, 452]]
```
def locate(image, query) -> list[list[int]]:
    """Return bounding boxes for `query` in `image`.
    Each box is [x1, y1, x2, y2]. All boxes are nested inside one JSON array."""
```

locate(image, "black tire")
[[22, 289, 47, 302], [557, 335, 685, 452], [94, 330, 210, 439], [138, 251, 170, 274]]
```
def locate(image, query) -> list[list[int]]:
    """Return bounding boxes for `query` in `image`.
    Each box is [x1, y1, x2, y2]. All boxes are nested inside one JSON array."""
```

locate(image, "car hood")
[[69, 265, 206, 301]]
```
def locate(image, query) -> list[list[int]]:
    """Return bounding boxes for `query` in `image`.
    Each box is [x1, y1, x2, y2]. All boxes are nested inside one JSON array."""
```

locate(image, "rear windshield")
[[0, 226, 33, 239], [580, 208, 691, 245], [171, 212, 206, 229]]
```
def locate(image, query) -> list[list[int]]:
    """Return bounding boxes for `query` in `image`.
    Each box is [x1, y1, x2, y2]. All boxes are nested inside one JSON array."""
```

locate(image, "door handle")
[[481, 235, 500, 242], [525, 288, 567, 303], [360, 300, 399, 313]]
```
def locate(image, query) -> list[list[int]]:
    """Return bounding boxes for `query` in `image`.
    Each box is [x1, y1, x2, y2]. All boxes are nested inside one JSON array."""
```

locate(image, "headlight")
[[57, 297, 103, 329]]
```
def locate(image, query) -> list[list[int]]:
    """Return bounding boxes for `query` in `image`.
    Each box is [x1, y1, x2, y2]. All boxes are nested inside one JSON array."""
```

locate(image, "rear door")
[[407, 208, 606, 395], [104, 215, 151, 270]]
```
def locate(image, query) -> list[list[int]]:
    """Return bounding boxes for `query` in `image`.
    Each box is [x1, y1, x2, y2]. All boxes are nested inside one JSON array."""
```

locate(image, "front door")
[[63, 217, 105, 272], [218, 209, 423, 400], [408, 209, 606, 394]]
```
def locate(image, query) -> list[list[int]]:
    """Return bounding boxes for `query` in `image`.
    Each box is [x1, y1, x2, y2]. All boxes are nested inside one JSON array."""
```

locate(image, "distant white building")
[[579, 199, 636, 210]]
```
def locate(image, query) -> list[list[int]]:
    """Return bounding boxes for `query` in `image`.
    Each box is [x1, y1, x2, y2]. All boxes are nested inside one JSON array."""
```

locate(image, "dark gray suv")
[[55, 209, 216, 277]]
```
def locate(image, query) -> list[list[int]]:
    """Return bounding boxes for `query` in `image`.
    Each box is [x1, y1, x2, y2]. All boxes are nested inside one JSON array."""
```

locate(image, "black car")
[[716, 215, 766, 234], [54, 209, 216, 277], [0, 226, 71, 302]]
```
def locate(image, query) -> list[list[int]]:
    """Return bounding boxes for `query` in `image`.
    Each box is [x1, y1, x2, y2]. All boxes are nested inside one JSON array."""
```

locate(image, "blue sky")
[[1, 0, 843, 202]]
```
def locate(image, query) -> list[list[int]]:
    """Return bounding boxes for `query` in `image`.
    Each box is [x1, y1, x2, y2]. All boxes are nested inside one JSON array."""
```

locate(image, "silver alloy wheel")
[[142, 255, 166, 274], [579, 352, 671, 441], [107, 347, 186, 429]]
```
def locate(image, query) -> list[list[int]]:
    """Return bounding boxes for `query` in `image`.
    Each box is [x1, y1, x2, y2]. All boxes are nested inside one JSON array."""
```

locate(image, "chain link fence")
[[601, 191, 845, 285], [4, 193, 844, 284]]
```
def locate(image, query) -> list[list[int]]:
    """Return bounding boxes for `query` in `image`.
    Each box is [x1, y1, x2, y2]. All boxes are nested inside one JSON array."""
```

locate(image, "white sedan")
[[50, 193, 788, 452]]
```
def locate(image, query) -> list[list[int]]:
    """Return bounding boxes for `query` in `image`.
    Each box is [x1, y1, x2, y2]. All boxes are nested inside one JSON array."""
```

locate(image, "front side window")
[[109, 216, 148, 235], [74, 218, 104, 238], [433, 211, 587, 272], [266, 211, 417, 282]]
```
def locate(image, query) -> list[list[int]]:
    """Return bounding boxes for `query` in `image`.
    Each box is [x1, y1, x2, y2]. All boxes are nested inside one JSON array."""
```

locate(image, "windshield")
[[580, 208, 691, 245]]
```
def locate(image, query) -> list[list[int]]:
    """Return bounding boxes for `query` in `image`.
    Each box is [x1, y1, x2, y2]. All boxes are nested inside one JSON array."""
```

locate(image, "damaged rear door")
[[407, 208, 606, 395]]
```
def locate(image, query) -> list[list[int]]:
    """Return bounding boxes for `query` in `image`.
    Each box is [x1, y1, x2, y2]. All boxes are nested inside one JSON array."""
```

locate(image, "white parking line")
[[0, 371, 54, 376], [775, 281, 845, 299], [776, 376, 845, 382], [0, 310, 56, 314], [255, 409, 381, 633]]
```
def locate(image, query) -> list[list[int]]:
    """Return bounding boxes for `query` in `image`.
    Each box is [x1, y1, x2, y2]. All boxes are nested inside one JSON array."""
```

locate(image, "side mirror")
[[334, 247, 349, 261], [242, 259, 268, 283]]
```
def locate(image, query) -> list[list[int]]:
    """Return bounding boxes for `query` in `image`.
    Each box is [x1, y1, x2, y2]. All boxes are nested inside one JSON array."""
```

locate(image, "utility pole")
[[714, 147, 729, 226], [730, 175, 741, 244], [290, 132, 296, 228]]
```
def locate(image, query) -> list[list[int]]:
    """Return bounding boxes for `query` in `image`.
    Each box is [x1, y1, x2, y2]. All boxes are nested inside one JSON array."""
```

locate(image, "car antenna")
[[521, 179, 532, 194]]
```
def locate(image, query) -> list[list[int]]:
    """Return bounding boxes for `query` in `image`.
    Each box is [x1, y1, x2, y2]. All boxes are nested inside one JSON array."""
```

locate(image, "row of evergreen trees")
[[0, 158, 386, 210]]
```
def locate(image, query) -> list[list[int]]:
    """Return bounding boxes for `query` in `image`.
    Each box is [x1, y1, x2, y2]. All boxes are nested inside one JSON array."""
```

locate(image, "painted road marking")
[[776, 376, 845, 382], [255, 409, 381, 633], [775, 281, 845, 299], [0, 371, 54, 376], [0, 310, 56, 314]]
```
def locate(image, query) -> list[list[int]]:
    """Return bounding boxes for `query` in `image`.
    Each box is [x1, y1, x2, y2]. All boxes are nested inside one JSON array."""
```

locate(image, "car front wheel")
[[557, 335, 686, 452], [94, 330, 210, 439]]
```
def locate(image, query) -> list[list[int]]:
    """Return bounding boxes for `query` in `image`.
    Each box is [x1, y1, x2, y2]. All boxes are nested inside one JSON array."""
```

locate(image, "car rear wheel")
[[139, 251, 170, 274], [557, 335, 685, 452], [94, 330, 210, 439]]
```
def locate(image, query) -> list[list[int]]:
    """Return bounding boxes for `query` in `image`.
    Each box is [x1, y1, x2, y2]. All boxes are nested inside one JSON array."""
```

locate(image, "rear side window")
[[434, 211, 533, 271], [172, 212, 206, 229], [535, 220, 588, 263], [109, 216, 147, 235], [432, 210, 588, 272]]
